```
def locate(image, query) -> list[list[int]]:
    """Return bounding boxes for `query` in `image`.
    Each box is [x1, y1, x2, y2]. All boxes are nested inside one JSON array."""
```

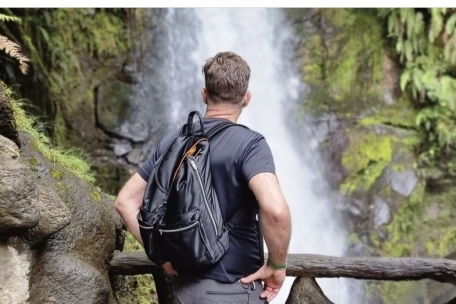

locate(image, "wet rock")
[[17, 132, 121, 304], [372, 196, 391, 228], [389, 168, 418, 197], [126, 147, 145, 165], [0, 135, 20, 159], [314, 113, 341, 144], [24, 185, 72, 245], [29, 253, 110, 304], [114, 140, 132, 157], [0, 155, 39, 238], [0, 239, 32, 304], [0, 87, 20, 148]]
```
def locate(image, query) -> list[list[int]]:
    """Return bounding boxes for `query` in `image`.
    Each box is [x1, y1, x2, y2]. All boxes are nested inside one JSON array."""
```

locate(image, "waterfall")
[[132, 7, 366, 304]]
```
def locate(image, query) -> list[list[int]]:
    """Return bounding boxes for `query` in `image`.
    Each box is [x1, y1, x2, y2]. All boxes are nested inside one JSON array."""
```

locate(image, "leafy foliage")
[[379, 8, 456, 177], [0, 8, 130, 142], [0, 13, 29, 74], [286, 8, 385, 114]]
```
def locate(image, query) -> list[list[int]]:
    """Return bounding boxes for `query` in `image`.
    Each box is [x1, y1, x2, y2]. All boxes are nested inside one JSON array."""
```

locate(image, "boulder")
[[0, 148, 39, 238]]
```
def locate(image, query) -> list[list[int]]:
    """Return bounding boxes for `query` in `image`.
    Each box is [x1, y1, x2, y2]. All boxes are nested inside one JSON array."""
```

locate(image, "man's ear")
[[242, 91, 252, 108], [201, 88, 208, 104]]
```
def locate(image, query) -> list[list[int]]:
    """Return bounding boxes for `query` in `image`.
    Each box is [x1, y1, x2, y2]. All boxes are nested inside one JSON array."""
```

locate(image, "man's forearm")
[[117, 206, 143, 246], [260, 206, 291, 265], [114, 173, 147, 247]]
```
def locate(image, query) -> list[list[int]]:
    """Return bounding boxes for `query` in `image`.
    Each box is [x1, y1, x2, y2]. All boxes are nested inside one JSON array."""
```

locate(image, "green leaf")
[[396, 39, 404, 53], [406, 9, 415, 37], [400, 8, 411, 25], [405, 39, 414, 61], [400, 70, 411, 91], [445, 14, 456, 34], [39, 27, 49, 43], [429, 9, 444, 42], [414, 12, 424, 35]]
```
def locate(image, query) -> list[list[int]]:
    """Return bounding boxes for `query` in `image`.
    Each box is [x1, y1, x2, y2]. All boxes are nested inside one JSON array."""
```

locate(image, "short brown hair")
[[202, 52, 250, 105]]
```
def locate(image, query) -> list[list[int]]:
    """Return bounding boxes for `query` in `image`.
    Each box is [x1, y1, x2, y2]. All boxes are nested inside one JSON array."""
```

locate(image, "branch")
[[110, 251, 456, 285]]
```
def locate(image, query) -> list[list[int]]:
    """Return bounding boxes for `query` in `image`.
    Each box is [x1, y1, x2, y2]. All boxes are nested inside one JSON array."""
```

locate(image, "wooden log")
[[109, 251, 156, 275], [284, 254, 456, 285], [110, 251, 456, 285], [285, 277, 334, 304]]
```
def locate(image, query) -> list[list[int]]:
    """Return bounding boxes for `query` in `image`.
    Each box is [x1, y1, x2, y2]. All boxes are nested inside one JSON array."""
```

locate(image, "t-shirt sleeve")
[[137, 142, 162, 181], [241, 135, 276, 182]]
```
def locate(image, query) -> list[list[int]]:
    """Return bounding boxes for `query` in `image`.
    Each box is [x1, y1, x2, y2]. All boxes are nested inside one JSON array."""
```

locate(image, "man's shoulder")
[[155, 129, 180, 154], [228, 123, 265, 140]]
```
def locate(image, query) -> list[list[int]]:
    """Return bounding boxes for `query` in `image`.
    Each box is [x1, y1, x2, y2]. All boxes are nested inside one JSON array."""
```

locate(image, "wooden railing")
[[110, 252, 456, 303]]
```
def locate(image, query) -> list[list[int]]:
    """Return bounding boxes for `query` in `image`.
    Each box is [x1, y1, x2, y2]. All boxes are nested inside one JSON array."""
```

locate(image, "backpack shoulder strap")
[[205, 121, 250, 229]]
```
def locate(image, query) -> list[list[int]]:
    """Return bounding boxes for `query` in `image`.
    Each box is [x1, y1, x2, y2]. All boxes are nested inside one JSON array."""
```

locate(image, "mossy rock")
[[341, 125, 394, 195], [17, 131, 123, 303]]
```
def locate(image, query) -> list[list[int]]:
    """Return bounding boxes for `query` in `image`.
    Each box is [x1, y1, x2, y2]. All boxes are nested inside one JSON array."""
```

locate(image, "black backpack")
[[137, 111, 246, 273]]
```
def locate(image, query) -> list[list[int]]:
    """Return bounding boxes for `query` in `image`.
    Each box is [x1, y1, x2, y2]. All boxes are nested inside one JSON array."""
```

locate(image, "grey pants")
[[173, 275, 266, 304]]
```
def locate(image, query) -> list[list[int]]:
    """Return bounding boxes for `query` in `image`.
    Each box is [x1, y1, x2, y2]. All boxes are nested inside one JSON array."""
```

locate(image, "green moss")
[[359, 98, 417, 128], [90, 187, 103, 202], [50, 167, 65, 180], [372, 181, 456, 301], [438, 229, 456, 256], [5, 83, 95, 183], [113, 232, 158, 304], [377, 281, 427, 304], [28, 158, 38, 166], [372, 181, 438, 303], [421, 186, 456, 257], [136, 274, 158, 304], [380, 182, 426, 257], [123, 231, 143, 251], [391, 163, 406, 172], [289, 8, 385, 114], [341, 130, 393, 193], [348, 232, 360, 245]]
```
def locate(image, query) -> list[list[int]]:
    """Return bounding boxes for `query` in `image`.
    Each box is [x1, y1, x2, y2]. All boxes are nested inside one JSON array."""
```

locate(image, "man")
[[115, 51, 292, 304]]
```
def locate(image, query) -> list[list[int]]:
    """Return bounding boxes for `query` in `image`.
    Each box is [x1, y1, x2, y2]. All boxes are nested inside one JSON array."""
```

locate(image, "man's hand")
[[162, 261, 178, 276], [240, 264, 286, 303]]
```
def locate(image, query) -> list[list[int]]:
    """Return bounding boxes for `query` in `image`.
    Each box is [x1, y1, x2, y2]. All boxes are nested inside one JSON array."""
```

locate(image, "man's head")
[[202, 52, 251, 107]]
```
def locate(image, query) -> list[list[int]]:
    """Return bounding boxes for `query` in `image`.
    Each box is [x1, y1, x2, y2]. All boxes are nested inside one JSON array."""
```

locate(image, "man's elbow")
[[114, 196, 129, 216], [265, 205, 291, 225]]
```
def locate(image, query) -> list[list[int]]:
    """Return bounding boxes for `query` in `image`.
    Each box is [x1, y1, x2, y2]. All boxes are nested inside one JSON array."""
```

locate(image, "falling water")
[[133, 7, 366, 304]]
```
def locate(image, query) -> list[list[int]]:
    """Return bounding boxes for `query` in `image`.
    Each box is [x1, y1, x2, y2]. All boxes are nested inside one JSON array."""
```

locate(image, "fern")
[[0, 35, 29, 74], [0, 13, 21, 23]]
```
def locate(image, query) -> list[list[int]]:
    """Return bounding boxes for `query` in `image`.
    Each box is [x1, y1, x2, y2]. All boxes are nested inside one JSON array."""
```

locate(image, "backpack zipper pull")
[[188, 158, 197, 169]]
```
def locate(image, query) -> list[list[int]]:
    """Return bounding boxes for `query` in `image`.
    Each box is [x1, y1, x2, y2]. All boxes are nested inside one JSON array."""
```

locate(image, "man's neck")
[[205, 106, 241, 123]]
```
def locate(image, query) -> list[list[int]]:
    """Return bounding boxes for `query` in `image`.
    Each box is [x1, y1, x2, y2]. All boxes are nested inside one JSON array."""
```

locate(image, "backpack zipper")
[[138, 224, 154, 229], [159, 221, 199, 235], [187, 157, 218, 235]]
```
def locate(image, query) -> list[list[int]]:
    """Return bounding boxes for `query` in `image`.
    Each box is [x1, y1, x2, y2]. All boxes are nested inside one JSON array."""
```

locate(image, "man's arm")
[[241, 172, 291, 302], [114, 172, 147, 245], [114, 172, 178, 276]]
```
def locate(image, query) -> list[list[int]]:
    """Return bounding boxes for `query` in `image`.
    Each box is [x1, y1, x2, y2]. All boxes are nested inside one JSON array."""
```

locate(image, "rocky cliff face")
[[304, 38, 456, 304], [0, 88, 123, 303]]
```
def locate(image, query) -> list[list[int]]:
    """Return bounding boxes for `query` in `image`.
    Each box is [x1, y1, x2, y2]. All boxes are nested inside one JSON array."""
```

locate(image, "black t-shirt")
[[138, 117, 276, 283]]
